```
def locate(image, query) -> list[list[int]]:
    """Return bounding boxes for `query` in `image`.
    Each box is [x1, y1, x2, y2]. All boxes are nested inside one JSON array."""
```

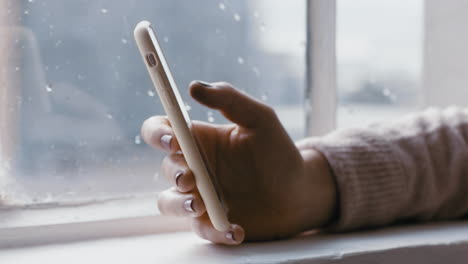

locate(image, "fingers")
[[158, 158, 246, 245], [141, 116, 180, 152], [189, 81, 277, 129], [158, 188, 246, 245], [161, 153, 196, 192], [191, 214, 245, 245], [157, 187, 206, 217]]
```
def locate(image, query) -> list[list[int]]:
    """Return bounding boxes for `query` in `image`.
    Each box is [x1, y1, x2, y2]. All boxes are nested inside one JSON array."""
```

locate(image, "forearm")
[[299, 107, 468, 231]]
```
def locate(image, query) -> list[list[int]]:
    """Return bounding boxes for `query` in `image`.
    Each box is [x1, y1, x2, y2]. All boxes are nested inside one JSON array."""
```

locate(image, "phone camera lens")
[[146, 53, 157, 67]]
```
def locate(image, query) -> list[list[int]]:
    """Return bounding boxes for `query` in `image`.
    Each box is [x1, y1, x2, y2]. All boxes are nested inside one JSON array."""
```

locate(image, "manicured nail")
[[160, 134, 172, 151], [184, 199, 195, 213], [175, 170, 184, 186], [226, 231, 236, 243], [197, 80, 213, 87]]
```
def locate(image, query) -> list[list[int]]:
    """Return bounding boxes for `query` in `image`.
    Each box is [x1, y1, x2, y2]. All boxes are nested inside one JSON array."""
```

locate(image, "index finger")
[[141, 116, 180, 152]]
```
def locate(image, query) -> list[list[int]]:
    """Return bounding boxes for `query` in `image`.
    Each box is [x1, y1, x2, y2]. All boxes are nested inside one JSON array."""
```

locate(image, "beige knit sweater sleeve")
[[302, 107, 468, 231]]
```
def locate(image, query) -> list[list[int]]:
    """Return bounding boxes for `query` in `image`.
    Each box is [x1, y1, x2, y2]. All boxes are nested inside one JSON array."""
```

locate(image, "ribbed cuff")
[[309, 129, 407, 231]]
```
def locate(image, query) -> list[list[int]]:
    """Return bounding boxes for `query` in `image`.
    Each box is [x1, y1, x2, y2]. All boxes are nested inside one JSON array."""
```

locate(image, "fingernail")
[[160, 134, 172, 151], [184, 199, 195, 213], [197, 80, 213, 87], [226, 231, 236, 243], [175, 170, 184, 186]]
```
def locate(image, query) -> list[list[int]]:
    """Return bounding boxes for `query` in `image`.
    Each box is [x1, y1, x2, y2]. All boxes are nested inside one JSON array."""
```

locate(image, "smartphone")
[[134, 21, 230, 232]]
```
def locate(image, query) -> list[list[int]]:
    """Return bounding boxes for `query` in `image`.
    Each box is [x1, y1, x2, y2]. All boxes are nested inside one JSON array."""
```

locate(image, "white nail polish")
[[226, 231, 236, 243], [184, 199, 194, 213], [175, 170, 184, 186], [160, 134, 172, 150], [197, 80, 213, 87]]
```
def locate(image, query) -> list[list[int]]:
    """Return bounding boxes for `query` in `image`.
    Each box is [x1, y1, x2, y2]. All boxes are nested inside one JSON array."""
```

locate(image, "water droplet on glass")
[[219, 3, 226, 10], [260, 22, 266, 32], [147, 90, 155, 97], [237, 56, 244, 64], [77, 74, 85, 80], [207, 111, 215, 123], [185, 103, 192, 111], [55, 40, 62, 47], [252, 66, 260, 76], [28, 0, 34, 2], [234, 13, 241, 22], [106, 114, 113, 119], [15, 66, 20, 71], [253, 11, 259, 18], [163, 36, 169, 43], [78, 140, 88, 147], [100, 8, 108, 14], [153, 172, 160, 182], [261, 93, 268, 102], [134, 135, 141, 145], [24, 10, 29, 15], [121, 38, 128, 44], [45, 83, 53, 92], [382, 88, 391, 97]]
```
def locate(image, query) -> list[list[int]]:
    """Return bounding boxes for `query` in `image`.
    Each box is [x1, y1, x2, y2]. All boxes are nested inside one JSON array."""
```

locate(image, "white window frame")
[[0, 0, 336, 248], [306, 0, 337, 136]]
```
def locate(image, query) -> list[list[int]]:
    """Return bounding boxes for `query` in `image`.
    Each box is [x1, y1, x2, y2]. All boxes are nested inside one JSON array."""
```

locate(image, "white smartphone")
[[134, 21, 230, 232]]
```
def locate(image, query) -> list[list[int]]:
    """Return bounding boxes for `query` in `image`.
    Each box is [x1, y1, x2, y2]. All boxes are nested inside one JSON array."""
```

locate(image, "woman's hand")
[[141, 81, 337, 245]]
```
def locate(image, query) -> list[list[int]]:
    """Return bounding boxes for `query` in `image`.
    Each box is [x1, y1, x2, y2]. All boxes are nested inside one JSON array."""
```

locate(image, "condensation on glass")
[[0, 0, 305, 205]]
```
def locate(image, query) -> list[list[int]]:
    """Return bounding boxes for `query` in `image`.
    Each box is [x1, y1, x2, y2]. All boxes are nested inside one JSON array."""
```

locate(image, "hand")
[[141, 81, 337, 245]]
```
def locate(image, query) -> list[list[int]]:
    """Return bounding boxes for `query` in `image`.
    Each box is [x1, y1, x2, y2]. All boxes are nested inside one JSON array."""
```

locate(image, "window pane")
[[336, 0, 423, 128], [0, 0, 305, 205]]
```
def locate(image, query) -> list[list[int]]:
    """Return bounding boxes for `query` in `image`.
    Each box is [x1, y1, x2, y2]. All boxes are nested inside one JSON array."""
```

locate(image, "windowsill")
[[0, 194, 190, 248], [0, 193, 159, 228], [2, 221, 468, 263]]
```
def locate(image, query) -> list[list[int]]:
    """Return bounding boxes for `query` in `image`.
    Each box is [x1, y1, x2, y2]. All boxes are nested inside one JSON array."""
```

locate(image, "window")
[[336, 0, 423, 128], [0, 0, 425, 232], [0, 0, 305, 225]]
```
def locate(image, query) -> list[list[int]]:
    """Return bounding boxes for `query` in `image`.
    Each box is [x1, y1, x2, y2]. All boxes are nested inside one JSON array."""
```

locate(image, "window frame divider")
[[305, 0, 337, 136]]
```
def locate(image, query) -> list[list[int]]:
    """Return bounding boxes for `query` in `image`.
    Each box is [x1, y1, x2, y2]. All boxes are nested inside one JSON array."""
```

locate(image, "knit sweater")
[[303, 107, 468, 231]]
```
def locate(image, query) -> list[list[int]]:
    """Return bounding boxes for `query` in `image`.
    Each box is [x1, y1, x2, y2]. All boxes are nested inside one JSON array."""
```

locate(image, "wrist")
[[299, 147, 337, 230]]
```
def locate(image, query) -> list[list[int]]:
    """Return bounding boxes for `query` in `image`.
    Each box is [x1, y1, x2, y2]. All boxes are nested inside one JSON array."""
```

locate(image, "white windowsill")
[[0, 193, 159, 228], [0, 194, 190, 248], [1, 221, 468, 263]]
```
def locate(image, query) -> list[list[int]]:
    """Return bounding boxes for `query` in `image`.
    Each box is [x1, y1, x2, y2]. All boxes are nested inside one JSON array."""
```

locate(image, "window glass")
[[336, 0, 423, 128], [0, 0, 305, 205]]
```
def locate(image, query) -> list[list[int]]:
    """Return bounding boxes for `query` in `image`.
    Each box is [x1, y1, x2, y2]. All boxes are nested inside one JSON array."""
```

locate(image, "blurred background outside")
[[0, 0, 422, 205]]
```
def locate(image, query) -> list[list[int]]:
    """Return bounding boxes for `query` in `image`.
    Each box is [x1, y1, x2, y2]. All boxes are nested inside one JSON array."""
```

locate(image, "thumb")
[[189, 81, 276, 129]]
